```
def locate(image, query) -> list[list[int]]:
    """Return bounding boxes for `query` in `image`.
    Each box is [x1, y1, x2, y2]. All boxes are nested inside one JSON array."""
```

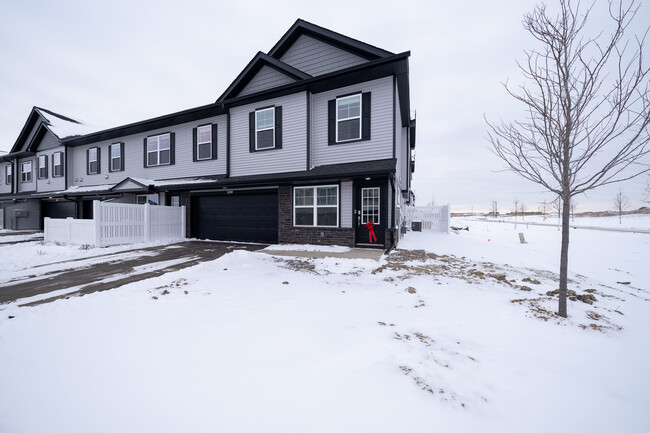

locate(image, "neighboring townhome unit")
[[0, 19, 416, 248]]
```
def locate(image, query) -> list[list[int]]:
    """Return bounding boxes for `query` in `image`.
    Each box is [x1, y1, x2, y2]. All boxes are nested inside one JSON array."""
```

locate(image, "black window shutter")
[[51, 154, 54, 176], [328, 99, 335, 145], [44, 155, 48, 178], [192, 128, 197, 162], [143, 138, 147, 168], [170, 133, 175, 165], [362, 92, 371, 141], [212, 123, 218, 159], [86, 148, 90, 175], [275, 106, 282, 149], [120, 143, 125, 171], [108, 145, 113, 172], [249, 112, 255, 152], [61, 152, 65, 176], [97, 148, 101, 174]]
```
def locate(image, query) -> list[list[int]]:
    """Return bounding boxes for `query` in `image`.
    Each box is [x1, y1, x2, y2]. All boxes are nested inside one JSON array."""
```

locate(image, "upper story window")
[[146, 133, 172, 167], [5, 165, 12, 185], [109, 143, 124, 172], [87, 147, 100, 174], [256, 108, 275, 150], [197, 125, 212, 160], [21, 161, 32, 182], [38, 155, 48, 179], [52, 152, 64, 177], [294, 185, 339, 227], [336, 94, 361, 142], [249, 106, 282, 152], [328, 92, 371, 145]]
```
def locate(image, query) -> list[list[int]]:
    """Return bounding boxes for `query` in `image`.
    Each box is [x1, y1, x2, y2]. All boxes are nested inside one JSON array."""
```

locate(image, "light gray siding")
[[17, 157, 36, 193], [340, 180, 353, 228], [38, 130, 61, 150], [36, 146, 67, 193], [230, 92, 307, 177], [68, 115, 227, 188], [0, 162, 12, 195], [238, 65, 296, 97], [394, 82, 403, 194], [281, 35, 367, 76], [20, 119, 43, 152], [311, 77, 394, 167], [1, 199, 40, 230]]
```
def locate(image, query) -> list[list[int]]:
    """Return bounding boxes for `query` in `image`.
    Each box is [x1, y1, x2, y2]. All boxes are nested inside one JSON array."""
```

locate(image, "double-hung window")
[[197, 125, 212, 160], [88, 147, 99, 174], [336, 94, 361, 142], [21, 161, 32, 182], [38, 155, 48, 179], [109, 143, 123, 172], [255, 108, 275, 150], [5, 165, 12, 184], [294, 185, 339, 227], [52, 152, 63, 177], [147, 134, 171, 166]]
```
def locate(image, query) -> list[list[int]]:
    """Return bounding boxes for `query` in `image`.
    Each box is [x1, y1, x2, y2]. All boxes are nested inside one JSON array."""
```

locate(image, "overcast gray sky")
[[1, 0, 648, 212]]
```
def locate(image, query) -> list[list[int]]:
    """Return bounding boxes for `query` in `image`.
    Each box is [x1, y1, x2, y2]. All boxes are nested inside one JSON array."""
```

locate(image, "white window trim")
[[53, 152, 63, 177], [88, 147, 99, 174], [110, 143, 122, 172], [147, 134, 171, 167], [6, 165, 12, 184], [255, 108, 275, 150], [38, 155, 48, 179], [293, 185, 339, 228], [336, 94, 362, 143], [21, 161, 32, 182], [196, 124, 212, 160], [361, 187, 380, 225]]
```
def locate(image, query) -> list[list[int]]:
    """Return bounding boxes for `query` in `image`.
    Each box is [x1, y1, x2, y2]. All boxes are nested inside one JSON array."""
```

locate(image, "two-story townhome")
[[0, 19, 415, 248]]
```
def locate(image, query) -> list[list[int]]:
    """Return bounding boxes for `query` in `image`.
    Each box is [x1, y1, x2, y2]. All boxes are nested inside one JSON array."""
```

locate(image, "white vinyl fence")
[[405, 204, 450, 233], [45, 201, 186, 246]]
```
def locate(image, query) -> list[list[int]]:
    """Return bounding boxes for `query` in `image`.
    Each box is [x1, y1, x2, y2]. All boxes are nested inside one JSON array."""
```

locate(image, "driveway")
[[0, 241, 266, 306]]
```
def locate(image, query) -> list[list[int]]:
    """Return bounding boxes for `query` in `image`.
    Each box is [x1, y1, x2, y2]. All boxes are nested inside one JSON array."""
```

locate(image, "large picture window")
[[255, 108, 275, 150], [294, 185, 339, 227], [336, 94, 361, 142], [38, 155, 48, 179], [147, 134, 171, 166], [21, 161, 32, 182], [52, 152, 63, 177]]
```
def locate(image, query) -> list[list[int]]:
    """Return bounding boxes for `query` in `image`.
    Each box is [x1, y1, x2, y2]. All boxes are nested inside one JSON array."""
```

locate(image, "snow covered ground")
[[0, 217, 648, 433]]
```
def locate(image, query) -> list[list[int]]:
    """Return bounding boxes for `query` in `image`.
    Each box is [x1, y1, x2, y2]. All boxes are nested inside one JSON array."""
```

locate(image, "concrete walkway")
[[258, 247, 384, 260]]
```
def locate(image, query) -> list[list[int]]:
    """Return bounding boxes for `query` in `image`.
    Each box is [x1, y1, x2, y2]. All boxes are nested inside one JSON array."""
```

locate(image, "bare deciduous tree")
[[520, 202, 528, 219], [613, 188, 630, 223], [570, 200, 578, 221], [538, 199, 550, 215], [512, 198, 520, 219], [486, 0, 650, 317]]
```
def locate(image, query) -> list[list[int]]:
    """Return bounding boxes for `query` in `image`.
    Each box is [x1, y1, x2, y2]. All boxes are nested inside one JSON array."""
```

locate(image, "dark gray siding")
[[1, 199, 40, 230], [238, 65, 296, 97], [230, 92, 307, 177], [68, 115, 227, 188], [280, 34, 367, 76], [0, 162, 11, 195], [311, 77, 393, 167]]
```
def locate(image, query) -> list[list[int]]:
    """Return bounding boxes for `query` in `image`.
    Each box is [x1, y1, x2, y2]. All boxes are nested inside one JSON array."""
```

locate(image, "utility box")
[[14, 210, 29, 218], [412, 220, 422, 232]]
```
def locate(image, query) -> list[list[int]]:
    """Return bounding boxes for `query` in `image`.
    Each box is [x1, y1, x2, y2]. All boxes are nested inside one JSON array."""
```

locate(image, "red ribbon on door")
[[366, 221, 377, 243]]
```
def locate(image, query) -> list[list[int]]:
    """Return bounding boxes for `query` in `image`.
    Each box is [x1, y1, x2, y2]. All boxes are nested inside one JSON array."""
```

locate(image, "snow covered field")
[[0, 217, 648, 433]]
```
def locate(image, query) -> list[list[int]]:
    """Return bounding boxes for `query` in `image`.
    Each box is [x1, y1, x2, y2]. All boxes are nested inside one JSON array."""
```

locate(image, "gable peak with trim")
[[217, 19, 396, 102]]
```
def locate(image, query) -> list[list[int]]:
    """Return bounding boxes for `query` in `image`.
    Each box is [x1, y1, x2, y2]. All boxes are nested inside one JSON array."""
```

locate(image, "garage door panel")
[[192, 191, 278, 243]]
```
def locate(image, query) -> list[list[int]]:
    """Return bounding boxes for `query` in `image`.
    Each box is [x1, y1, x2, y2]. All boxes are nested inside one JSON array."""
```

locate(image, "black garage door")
[[41, 201, 76, 219], [192, 190, 278, 243]]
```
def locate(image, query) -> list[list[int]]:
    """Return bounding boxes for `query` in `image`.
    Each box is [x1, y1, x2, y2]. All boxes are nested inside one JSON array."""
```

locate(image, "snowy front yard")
[[0, 217, 648, 433]]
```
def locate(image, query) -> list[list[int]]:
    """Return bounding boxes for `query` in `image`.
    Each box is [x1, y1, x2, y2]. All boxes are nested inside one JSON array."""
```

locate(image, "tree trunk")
[[558, 196, 571, 317]]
